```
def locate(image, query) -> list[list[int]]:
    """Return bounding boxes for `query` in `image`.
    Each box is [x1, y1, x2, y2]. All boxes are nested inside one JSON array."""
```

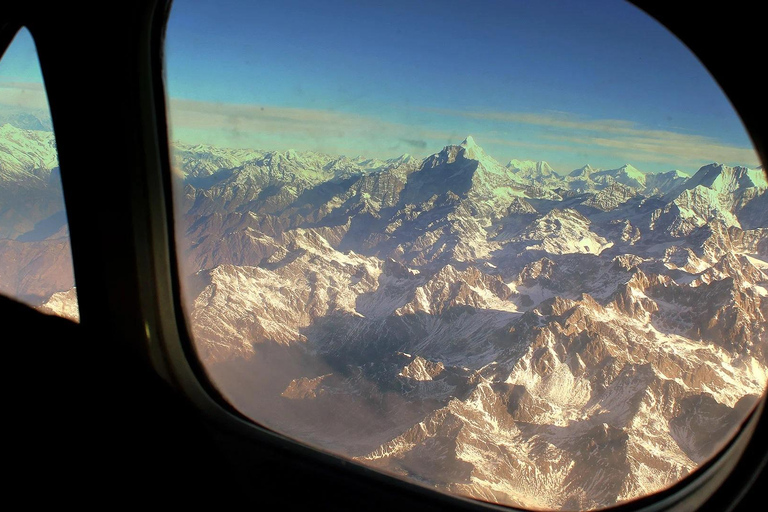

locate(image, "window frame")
[[1, 1, 766, 510]]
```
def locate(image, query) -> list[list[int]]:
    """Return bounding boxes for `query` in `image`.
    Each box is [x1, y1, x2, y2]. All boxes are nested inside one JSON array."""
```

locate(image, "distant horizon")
[[0, 112, 760, 177], [1, 0, 764, 174], [163, 97, 761, 175], [172, 131, 763, 177]]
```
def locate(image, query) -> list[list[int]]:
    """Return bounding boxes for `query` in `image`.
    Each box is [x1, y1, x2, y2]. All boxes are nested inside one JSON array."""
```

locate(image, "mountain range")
[[1, 123, 767, 510]]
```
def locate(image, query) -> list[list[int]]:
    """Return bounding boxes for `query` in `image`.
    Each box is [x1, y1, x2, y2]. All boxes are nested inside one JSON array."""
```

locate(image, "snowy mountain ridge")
[[163, 136, 767, 510], [2, 128, 767, 511]]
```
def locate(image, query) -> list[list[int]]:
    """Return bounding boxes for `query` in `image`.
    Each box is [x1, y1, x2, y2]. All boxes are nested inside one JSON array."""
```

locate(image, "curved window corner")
[[0, 27, 78, 322], [163, 1, 766, 510]]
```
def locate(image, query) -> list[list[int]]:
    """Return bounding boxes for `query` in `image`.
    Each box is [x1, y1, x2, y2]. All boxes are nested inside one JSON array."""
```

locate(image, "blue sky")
[[0, 1, 760, 174]]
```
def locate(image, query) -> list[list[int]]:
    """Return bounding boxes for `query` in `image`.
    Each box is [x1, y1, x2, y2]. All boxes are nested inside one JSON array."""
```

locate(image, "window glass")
[[0, 28, 78, 322], [165, 1, 766, 509]]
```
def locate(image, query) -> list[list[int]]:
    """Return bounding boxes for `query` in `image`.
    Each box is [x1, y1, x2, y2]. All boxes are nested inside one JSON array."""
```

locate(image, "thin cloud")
[[167, 99, 761, 170], [419, 107, 761, 168], [544, 133, 759, 167], [0, 81, 48, 110], [398, 138, 428, 149], [168, 98, 456, 157]]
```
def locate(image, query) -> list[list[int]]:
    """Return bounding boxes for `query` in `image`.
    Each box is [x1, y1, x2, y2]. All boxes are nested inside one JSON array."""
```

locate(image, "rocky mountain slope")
[[172, 136, 767, 509], [2, 124, 767, 510], [0, 124, 74, 306]]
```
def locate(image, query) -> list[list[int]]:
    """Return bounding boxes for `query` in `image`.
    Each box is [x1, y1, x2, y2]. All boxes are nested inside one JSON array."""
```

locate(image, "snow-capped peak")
[[684, 162, 767, 194], [618, 163, 641, 174], [459, 135, 488, 161], [507, 159, 557, 180], [600, 163, 646, 188], [387, 153, 414, 167], [0, 123, 59, 179], [569, 164, 595, 177], [507, 158, 532, 169]]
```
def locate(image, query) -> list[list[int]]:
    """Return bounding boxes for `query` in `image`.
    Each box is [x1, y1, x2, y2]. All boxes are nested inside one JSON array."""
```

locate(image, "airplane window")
[[164, 1, 766, 509], [0, 28, 78, 322]]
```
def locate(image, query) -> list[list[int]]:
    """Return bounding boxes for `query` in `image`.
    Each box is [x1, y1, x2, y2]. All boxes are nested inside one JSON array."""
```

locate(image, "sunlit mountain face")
[[1, 120, 766, 509], [165, 135, 766, 510], [0, 29, 77, 318]]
